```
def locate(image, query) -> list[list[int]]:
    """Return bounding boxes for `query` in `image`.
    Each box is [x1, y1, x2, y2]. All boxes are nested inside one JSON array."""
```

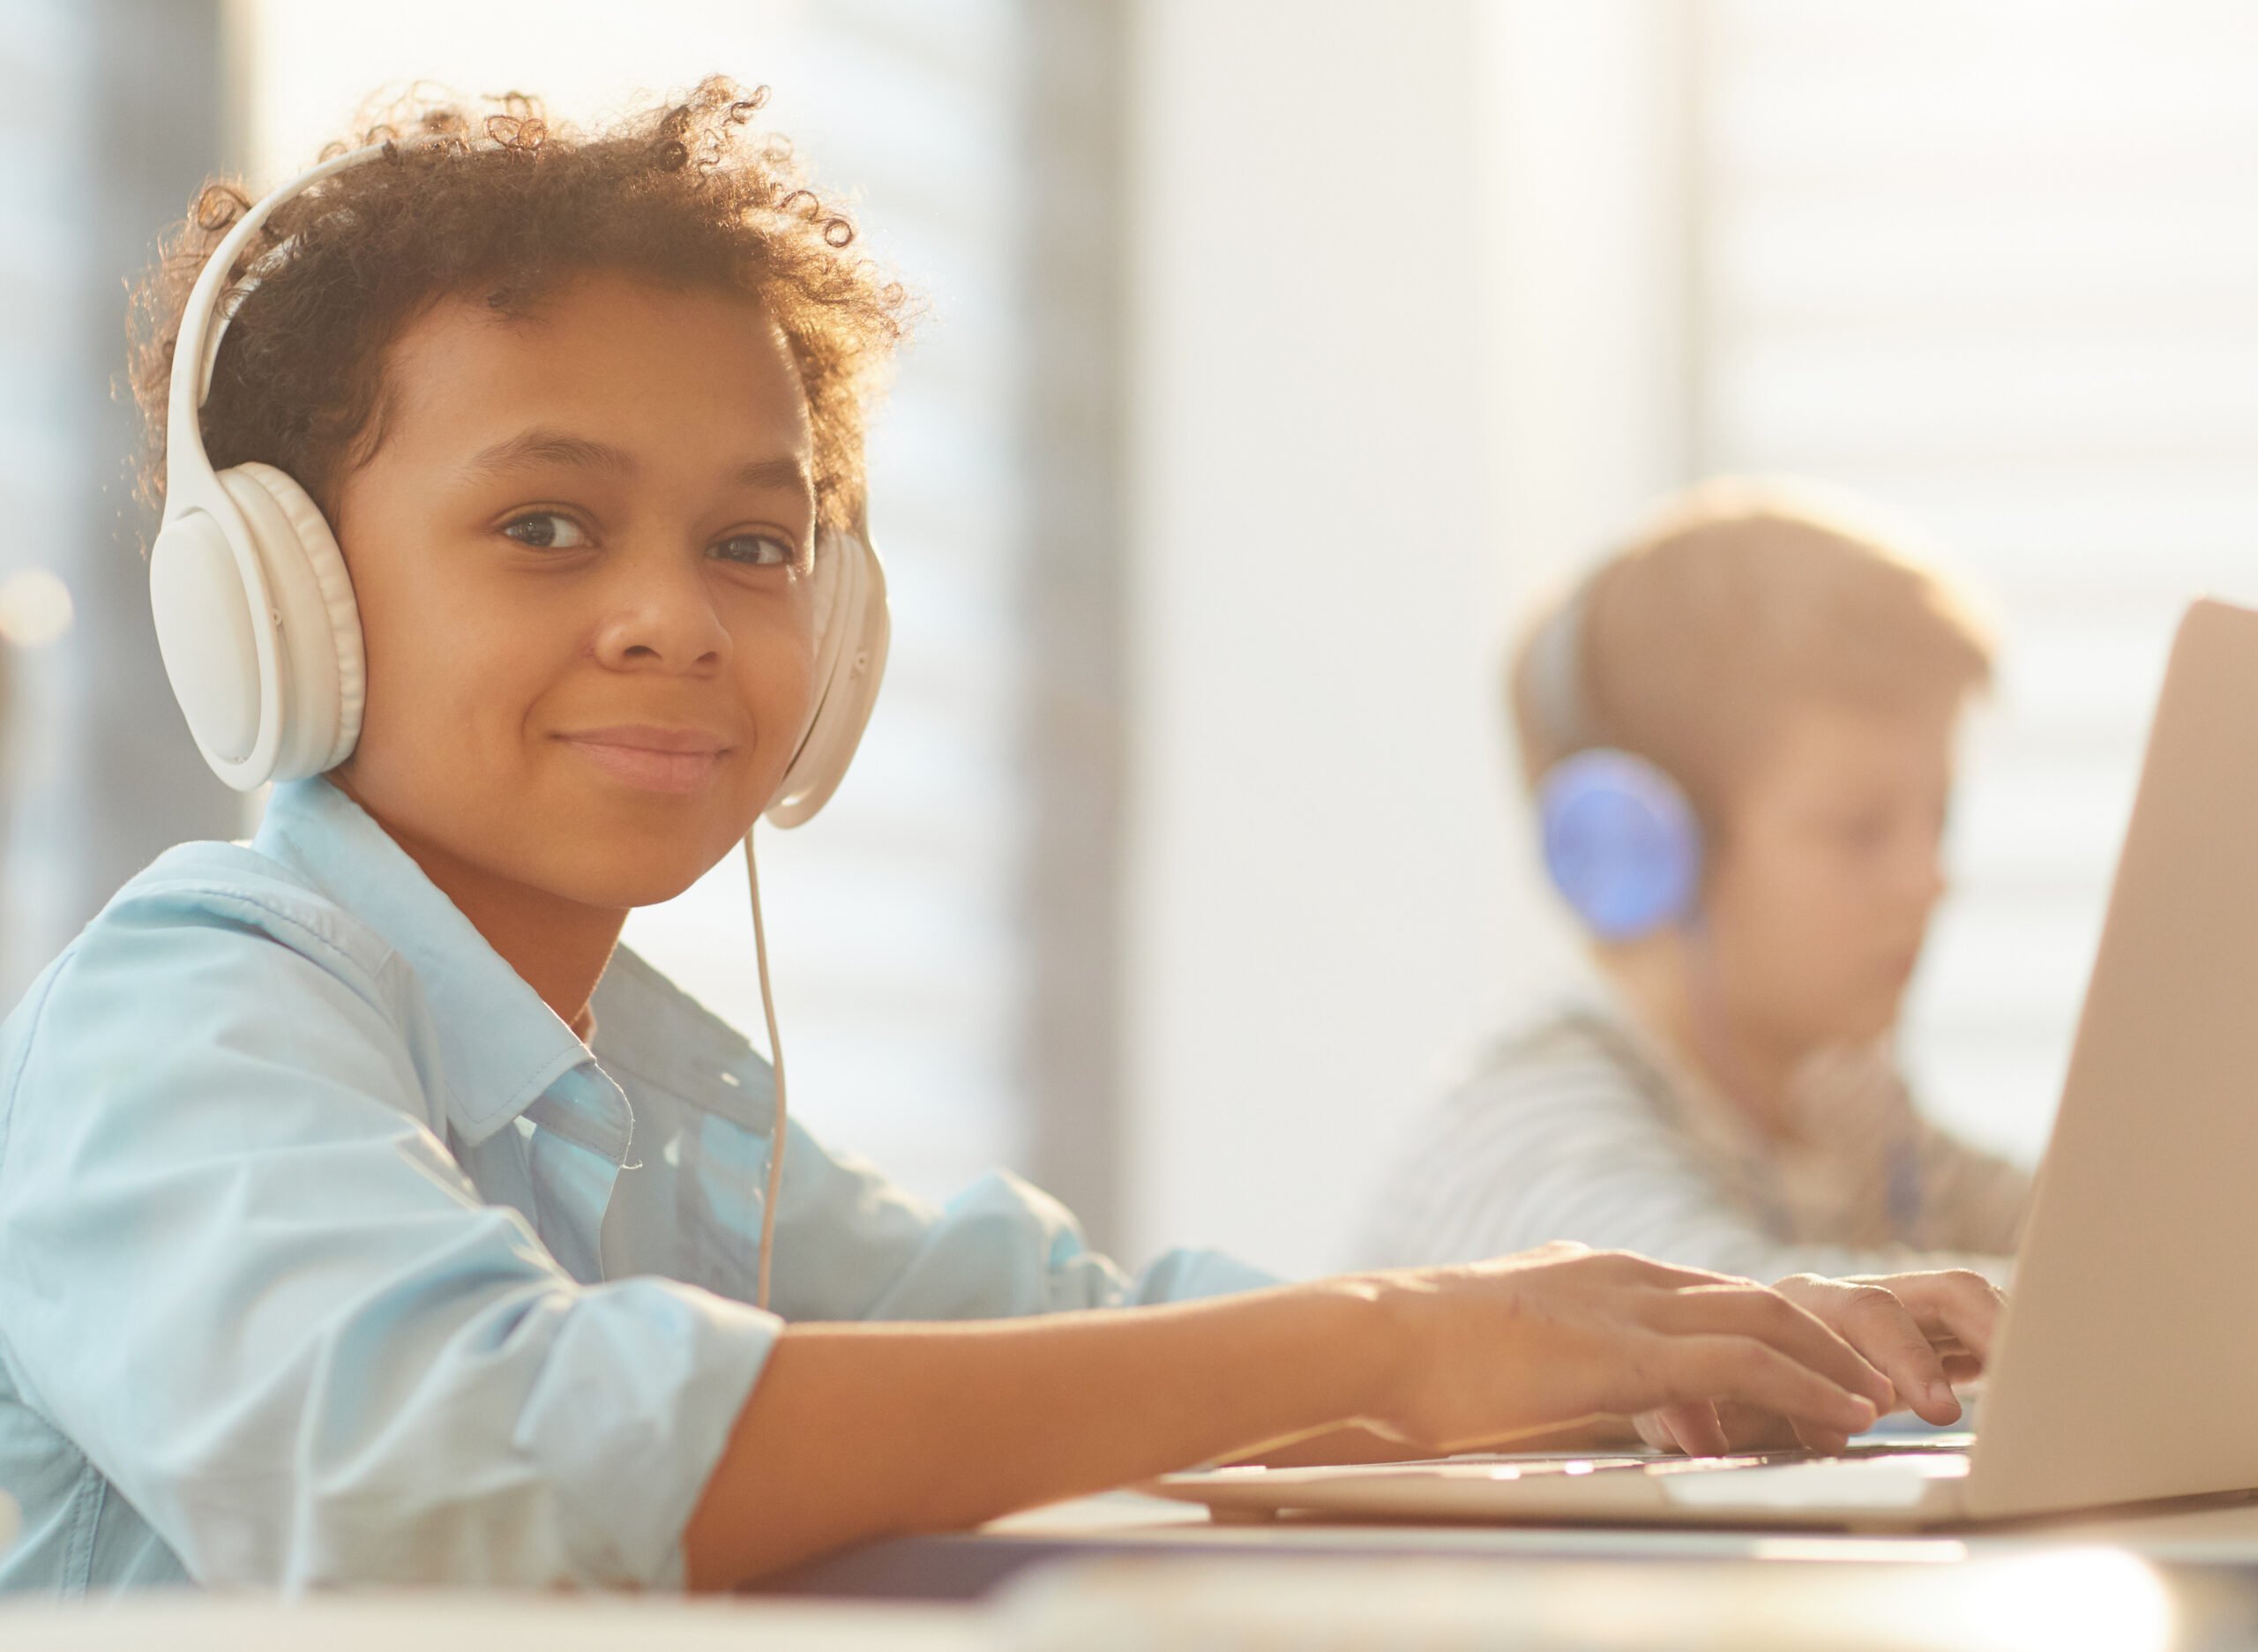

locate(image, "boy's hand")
[[1361, 1243, 1891, 1454], [1634, 1268, 2006, 1455]]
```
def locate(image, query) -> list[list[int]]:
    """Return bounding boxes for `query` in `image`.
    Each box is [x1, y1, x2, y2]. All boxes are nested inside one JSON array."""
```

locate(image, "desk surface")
[[771, 1486, 2258, 1601], [0, 1595, 983, 1651], [768, 1491, 2258, 1649], [11, 1510, 2255, 1652], [5, 1503, 2258, 1651], [11, 1494, 2258, 1650]]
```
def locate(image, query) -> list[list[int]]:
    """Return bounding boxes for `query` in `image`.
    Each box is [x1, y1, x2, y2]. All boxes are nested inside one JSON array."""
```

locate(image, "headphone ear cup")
[[767, 529, 889, 827], [150, 504, 271, 783], [1537, 748, 1703, 942], [215, 462, 365, 779]]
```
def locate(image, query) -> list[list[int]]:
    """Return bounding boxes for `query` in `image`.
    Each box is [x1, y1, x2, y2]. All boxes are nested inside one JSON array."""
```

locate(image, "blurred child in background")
[[1362, 481, 2030, 1284]]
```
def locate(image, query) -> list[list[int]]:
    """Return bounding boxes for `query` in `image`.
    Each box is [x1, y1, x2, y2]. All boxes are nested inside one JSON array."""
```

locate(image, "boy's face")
[[328, 271, 822, 912], [1701, 699, 1959, 1051]]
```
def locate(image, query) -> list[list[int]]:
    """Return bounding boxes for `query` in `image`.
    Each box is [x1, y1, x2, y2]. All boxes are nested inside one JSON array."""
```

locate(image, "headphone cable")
[[743, 830, 789, 1313]]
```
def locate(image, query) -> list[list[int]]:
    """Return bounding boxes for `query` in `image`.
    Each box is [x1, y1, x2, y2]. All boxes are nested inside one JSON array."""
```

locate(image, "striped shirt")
[[1357, 997, 2030, 1285]]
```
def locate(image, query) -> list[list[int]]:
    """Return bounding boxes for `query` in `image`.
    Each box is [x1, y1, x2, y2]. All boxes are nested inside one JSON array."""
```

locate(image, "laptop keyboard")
[[1408, 1434, 1976, 1478]]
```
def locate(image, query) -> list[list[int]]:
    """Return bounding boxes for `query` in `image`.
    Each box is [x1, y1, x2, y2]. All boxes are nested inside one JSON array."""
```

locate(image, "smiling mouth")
[[558, 726, 731, 794]]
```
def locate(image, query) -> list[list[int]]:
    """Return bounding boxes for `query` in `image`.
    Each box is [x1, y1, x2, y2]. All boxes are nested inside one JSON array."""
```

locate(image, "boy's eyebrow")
[[734, 454, 816, 498], [463, 429, 815, 499], [464, 429, 637, 479]]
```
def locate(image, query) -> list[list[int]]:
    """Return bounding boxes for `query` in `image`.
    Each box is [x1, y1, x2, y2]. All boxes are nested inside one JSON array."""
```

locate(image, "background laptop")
[[1161, 598, 2258, 1531]]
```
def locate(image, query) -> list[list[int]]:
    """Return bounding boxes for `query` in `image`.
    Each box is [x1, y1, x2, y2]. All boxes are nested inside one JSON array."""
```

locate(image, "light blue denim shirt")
[[0, 777, 1270, 1594]]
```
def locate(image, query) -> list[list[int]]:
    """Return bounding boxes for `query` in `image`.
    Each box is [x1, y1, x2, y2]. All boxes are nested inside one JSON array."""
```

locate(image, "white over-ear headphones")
[[150, 141, 890, 823]]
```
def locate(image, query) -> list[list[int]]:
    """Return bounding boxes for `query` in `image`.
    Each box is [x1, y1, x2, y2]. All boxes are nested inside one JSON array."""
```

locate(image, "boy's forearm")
[[684, 1278, 1389, 1588]]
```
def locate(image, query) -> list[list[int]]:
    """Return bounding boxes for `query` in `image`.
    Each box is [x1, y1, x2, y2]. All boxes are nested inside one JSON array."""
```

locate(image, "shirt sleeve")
[[0, 890, 777, 1589], [766, 1141, 1280, 1321], [1357, 1034, 2015, 1287]]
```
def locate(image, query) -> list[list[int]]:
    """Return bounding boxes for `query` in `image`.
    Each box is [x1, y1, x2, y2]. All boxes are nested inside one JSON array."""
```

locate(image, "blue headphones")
[[1524, 578, 1704, 942]]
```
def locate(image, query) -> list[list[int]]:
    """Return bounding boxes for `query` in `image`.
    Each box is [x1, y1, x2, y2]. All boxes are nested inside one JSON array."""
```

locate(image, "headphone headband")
[[1522, 575, 1600, 756], [165, 146, 392, 512]]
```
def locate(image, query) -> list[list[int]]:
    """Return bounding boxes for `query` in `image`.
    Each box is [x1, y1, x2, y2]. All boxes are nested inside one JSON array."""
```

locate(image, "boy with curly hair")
[[0, 87, 1997, 1593]]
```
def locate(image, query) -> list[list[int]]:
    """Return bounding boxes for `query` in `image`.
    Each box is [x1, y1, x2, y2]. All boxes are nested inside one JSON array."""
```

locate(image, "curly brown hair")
[[129, 78, 910, 538]]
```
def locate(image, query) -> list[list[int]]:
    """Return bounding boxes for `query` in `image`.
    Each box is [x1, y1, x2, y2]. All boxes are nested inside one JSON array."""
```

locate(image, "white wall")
[[1119, 1, 1692, 1278], [1475, 0, 1698, 1027]]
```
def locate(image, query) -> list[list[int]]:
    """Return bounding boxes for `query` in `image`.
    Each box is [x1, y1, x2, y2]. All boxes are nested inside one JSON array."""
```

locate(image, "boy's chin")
[[531, 836, 738, 912], [1832, 990, 1906, 1046]]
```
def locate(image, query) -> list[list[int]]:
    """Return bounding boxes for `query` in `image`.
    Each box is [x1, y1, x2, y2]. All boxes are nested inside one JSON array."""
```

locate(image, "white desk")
[[769, 1486, 2258, 1602], [0, 1594, 983, 1652], [8, 1505, 2258, 1652], [10, 1496, 2258, 1650]]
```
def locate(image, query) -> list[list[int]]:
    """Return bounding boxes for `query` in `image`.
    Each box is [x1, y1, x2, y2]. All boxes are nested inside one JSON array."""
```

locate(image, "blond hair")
[[1509, 478, 1993, 830]]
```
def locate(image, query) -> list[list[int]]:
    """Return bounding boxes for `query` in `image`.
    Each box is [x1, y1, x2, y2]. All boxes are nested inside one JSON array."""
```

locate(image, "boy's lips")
[[557, 725, 732, 794]]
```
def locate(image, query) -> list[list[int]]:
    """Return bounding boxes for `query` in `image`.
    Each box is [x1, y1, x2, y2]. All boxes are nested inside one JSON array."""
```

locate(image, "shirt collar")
[[252, 776, 598, 1147], [1577, 984, 1900, 1161]]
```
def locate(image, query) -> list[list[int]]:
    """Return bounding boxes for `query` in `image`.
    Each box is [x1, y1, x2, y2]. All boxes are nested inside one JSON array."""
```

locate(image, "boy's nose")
[[594, 546, 730, 669], [1905, 844, 1948, 909]]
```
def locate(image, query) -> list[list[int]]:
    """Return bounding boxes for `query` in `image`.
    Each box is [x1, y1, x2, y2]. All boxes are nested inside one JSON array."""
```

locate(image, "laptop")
[[1158, 597, 2258, 1531]]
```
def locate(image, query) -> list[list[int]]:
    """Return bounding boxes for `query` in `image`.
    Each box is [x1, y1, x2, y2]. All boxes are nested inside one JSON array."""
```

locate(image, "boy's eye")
[[713, 533, 797, 569], [501, 512, 590, 550]]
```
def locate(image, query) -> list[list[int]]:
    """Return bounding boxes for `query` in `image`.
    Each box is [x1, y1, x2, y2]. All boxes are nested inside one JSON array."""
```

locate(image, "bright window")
[[1694, 1, 2258, 1157]]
